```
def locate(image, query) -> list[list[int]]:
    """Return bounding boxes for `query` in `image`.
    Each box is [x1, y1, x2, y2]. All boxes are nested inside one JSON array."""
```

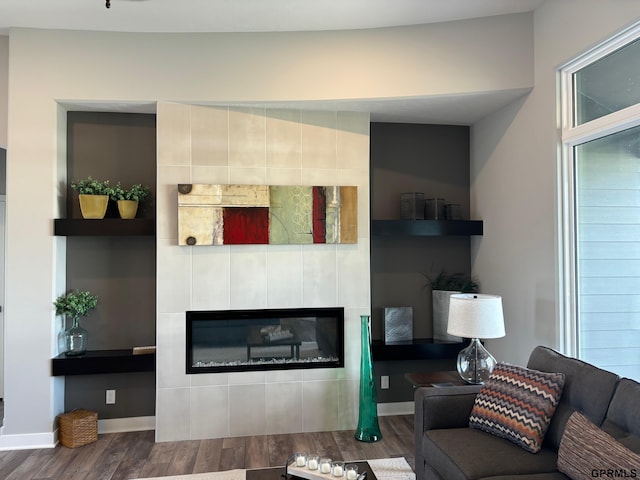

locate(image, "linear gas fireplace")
[[186, 307, 345, 374]]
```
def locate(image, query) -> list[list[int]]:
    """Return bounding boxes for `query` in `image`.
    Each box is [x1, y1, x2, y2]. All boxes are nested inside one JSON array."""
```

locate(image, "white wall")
[[472, 0, 640, 366], [2, 14, 535, 447], [0, 35, 7, 148]]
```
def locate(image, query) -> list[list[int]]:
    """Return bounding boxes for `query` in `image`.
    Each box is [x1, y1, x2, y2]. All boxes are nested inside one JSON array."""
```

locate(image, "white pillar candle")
[[345, 464, 358, 479], [308, 459, 319, 470], [294, 453, 307, 467], [333, 466, 343, 477], [321, 462, 332, 474]]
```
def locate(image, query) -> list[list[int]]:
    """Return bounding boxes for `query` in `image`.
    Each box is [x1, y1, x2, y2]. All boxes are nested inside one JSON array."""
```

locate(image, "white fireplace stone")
[[155, 103, 370, 441], [190, 385, 230, 440], [229, 383, 267, 437], [266, 381, 303, 434]]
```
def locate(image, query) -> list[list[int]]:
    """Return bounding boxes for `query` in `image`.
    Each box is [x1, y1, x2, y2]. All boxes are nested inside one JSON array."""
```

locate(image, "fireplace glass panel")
[[186, 307, 344, 374]]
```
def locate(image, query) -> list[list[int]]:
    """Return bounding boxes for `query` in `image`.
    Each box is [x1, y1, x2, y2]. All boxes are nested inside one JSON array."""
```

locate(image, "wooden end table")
[[404, 370, 467, 388]]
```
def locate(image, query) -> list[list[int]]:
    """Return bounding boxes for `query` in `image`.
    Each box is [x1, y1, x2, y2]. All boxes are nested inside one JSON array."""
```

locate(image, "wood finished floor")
[[0, 415, 415, 480]]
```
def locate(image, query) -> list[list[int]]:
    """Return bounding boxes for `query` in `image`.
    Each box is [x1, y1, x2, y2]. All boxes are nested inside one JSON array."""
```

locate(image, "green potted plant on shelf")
[[71, 176, 112, 219], [424, 269, 479, 343], [54, 290, 99, 356], [109, 182, 151, 219], [426, 270, 479, 293]]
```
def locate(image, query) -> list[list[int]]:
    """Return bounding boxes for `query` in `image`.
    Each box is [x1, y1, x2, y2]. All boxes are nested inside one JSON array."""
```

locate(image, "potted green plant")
[[54, 290, 98, 356], [70, 176, 112, 219], [425, 270, 479, 342], [109, 182, 151, 219], [427, 270, 479, 293]]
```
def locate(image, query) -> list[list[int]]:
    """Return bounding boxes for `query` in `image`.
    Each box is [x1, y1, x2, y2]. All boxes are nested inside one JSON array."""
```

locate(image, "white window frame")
[[558, 21, 640, 358]]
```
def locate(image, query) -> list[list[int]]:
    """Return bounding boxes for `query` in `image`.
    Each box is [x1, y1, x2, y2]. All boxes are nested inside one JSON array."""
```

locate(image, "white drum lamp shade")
[[447, 294, 505, 384]]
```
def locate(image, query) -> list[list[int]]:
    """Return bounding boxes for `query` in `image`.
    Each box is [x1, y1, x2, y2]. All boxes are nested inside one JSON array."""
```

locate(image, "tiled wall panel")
[[156, 102, 370, 441]]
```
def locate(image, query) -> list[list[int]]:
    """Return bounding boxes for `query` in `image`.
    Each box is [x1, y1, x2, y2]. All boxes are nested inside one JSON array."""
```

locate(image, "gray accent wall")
[[64, 112, 156, 418], [370, 122, 471, 340], [370, 122, 472, 404]]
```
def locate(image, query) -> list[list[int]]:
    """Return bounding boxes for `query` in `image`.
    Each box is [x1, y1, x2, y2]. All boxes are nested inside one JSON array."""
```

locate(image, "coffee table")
[[246, 326, 302, 361], [247, 461, 377, 480]]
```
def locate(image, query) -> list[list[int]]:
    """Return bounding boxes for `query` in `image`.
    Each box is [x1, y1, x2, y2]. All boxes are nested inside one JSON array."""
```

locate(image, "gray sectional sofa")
[[414, 345, 640, 479]]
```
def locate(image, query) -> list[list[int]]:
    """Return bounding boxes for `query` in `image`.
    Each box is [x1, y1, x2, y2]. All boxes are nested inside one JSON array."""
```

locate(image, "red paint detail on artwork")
[[312, 186, 326, 243], [223, 207, 269, 244]]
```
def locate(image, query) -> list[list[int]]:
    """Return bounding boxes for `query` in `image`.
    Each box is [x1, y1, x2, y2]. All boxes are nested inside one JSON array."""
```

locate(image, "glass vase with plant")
[[54, 290, 98, 356]]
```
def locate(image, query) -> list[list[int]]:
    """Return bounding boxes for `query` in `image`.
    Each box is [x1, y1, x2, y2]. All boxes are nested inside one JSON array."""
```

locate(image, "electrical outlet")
[[381, 375, 390, 389], [106, 389, 116, 404]]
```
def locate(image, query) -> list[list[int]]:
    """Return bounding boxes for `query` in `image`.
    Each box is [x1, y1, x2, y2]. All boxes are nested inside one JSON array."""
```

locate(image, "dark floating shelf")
[[372, 338, 465, 361], [371, 219, 483, 236], [54, 218, 155, 236], [52, 349, 155, 376]]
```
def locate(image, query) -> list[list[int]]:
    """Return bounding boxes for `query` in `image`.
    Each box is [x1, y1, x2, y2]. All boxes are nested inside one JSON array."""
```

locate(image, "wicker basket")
[[58, 409, 98, 448]]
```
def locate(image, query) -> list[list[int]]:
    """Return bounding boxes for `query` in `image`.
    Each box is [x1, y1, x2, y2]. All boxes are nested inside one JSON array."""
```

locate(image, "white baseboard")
[[377, 401, 414, 416], [0, 426, 56, 451], [0, 417, 155, 451], [0, 407, 409, 450], [98, 416, 155, 434]]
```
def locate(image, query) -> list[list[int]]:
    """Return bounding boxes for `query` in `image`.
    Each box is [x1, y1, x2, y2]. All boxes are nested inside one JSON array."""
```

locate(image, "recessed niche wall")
[[370, 122, 472, 340], [63, 112, 157, 418]]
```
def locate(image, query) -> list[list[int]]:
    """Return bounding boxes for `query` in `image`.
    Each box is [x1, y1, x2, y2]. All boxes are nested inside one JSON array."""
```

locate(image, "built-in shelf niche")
[[54, 218, 155, 236], [52, 350, 155, 376], [371, 219, 483, 236]]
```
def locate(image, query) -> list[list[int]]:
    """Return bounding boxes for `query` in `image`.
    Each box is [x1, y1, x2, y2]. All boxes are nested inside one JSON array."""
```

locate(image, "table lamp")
[[447, 293, 505, 384]]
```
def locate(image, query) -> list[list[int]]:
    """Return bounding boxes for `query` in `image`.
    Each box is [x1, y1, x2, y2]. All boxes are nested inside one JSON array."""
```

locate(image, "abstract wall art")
[[177, 184, 357, 246]]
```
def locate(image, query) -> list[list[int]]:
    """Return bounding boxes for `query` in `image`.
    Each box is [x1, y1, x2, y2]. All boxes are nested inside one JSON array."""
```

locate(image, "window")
[[574, 37, 640, 125], [560, 24, 640, 381]]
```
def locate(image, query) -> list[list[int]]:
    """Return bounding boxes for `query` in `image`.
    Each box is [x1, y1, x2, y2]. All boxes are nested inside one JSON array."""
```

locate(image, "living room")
[[0, 0, 639, 458]]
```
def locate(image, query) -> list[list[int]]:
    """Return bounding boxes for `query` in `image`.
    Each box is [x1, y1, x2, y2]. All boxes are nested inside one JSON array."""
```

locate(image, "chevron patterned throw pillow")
[[469, 362, 565, 453]]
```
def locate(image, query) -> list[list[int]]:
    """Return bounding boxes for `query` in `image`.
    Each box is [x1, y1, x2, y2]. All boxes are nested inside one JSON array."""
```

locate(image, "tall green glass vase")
[[354, 314, 382, 442]]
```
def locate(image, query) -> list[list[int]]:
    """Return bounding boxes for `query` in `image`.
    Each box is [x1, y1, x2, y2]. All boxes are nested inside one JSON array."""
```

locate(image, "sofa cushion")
[[600, 378, 640, 453], [526, 346, 619, 450], [557, 411, 640, 480], [469, 362, 565, 453], [481, 475, 569, 480], [424, 428, 559, 480]]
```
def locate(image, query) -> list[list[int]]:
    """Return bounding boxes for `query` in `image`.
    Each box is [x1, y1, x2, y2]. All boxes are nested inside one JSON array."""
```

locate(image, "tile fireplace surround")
[[155, 103, 370, 442]]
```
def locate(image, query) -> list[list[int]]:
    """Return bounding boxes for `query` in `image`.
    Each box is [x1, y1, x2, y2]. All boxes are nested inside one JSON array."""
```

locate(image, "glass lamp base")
[[456, 338, 497, 384]]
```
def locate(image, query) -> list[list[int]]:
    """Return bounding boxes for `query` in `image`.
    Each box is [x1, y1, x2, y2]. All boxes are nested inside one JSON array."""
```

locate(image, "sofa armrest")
[[415, 384, 482, 431], [414, 385, 482, 480]]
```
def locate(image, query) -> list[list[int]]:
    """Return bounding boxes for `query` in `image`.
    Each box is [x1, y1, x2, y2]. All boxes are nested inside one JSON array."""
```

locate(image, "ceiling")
[[0, 0, 545, 34], [1, 0, 545, 124]]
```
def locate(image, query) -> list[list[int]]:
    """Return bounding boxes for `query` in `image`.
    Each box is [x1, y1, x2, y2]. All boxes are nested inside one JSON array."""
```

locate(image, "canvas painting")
[[178, 184, 357, 246]]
